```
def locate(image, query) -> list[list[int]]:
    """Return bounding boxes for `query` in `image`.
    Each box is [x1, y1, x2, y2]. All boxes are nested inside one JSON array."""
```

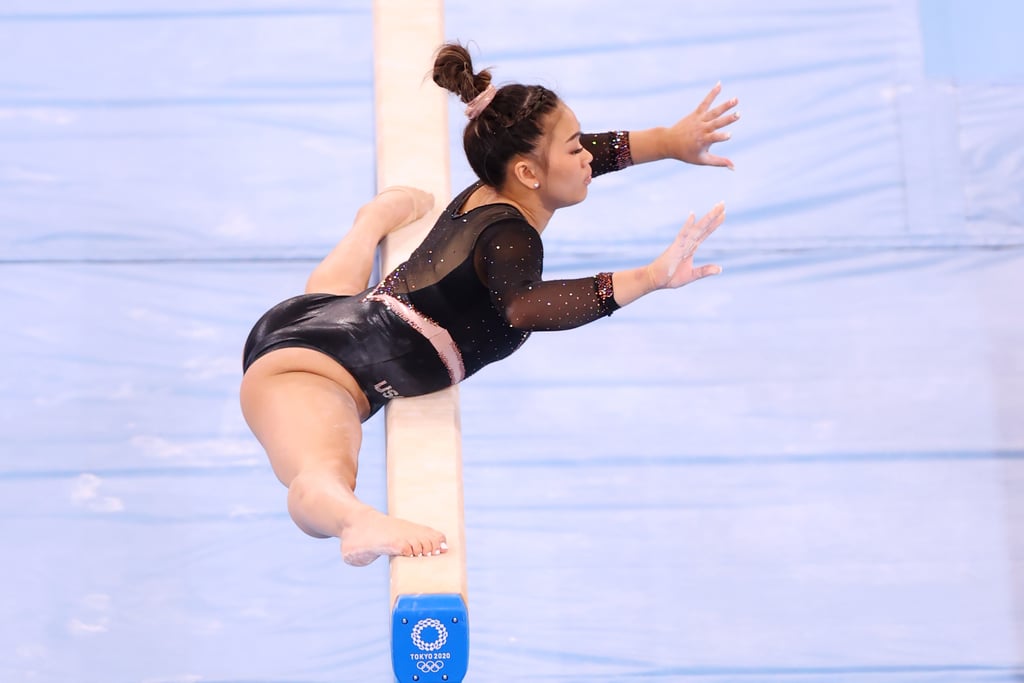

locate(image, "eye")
[[570, 146, 585, 155]]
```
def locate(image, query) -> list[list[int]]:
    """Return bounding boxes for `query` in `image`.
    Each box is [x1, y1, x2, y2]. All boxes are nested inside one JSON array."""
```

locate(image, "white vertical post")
[[372, 2, 469, 681]]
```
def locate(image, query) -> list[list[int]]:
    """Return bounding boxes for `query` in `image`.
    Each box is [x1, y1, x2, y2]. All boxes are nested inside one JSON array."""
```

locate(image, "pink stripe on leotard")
[[365, 292, 466, 385]]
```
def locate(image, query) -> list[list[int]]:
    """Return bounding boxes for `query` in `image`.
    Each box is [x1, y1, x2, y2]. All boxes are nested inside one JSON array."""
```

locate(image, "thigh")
[[240, 359, 364, 487]]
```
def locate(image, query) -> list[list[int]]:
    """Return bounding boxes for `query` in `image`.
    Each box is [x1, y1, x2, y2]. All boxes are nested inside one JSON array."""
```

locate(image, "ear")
[[510, 158, 540, 190]]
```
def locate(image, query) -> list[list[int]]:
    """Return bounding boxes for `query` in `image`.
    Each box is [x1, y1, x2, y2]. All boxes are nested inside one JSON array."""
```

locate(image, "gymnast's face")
[[535, 104, 593, 208]]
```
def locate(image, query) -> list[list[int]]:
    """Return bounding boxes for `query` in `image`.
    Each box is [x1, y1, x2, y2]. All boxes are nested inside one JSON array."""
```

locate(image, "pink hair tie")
[[464, 85, 497, 120]]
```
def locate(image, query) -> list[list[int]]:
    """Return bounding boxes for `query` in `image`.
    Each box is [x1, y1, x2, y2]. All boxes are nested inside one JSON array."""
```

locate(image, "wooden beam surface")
[[372, 0, 467, 606]]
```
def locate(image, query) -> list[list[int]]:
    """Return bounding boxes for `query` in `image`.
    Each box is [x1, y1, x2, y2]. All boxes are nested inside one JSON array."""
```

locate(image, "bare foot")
[[340, 507, 448, 567], [375, 186, 435, 235]]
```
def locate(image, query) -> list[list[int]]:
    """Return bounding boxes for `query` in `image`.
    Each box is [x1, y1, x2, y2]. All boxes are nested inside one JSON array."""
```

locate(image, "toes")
[[433, 534, 448, 555], [380, 186, 434, 224], [409, 188, 435, 216], [340, 517, 449, 565], [404, 533, 448, 558]]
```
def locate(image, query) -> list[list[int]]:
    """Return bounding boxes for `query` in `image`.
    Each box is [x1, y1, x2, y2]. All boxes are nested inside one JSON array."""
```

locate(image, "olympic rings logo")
[[410, 618, 448, 651], [416, 660, 446, 673]]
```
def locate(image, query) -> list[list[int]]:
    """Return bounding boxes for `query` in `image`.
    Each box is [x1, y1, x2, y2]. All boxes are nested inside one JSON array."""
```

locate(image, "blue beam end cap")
[[391, 593, 469, 683]]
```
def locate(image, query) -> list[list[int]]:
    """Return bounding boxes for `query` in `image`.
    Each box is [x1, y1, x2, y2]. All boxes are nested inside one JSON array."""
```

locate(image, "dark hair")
[[432, 42, 561, 189]]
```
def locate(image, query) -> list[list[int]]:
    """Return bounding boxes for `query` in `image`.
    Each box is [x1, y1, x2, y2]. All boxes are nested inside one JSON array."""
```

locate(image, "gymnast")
[[239, 42, 739, 567]]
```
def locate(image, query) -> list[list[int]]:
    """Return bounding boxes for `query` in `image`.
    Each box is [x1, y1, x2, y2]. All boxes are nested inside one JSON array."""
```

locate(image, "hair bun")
[[432, 42, 492, 104]]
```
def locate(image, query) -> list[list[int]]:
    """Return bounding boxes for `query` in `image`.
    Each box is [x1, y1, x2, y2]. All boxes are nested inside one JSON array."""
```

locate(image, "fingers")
[[706, 98, 739, 123], [692, 92, 738, 168], [679, 203, 725, 258], [662, 204, 727, 288], [698, 83, 738, 123], [702, 153, 735, 170], [695, 201, 725, 227], [696, 81, 723, 113], [694, 264, 723, 280], [700, 202, 726, 235], [701, 92, 738, 163], [677, 204, 722, 241], [674, 211, 698, 251], [696, 205, 726, 244]]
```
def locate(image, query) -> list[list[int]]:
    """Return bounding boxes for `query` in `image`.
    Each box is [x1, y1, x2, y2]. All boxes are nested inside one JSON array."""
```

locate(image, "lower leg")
[[288, 467, 448, 566], [285, 465, 358, 539], [241, 360, 448, 566], [306, 186, 435, 295]]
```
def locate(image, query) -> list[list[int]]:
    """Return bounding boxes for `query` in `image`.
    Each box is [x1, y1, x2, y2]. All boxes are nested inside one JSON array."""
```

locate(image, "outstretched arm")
[[475, 204, 726, 331], [610, 202, 727, 307], [628, 83, 739, 169]]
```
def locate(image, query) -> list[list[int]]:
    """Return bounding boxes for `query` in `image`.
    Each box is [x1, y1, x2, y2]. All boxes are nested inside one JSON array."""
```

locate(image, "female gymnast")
[[240, 42, 739, 566]]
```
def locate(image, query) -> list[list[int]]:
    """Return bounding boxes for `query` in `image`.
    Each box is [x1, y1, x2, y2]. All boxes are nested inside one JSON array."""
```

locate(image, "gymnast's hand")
[[647, 202, 726, 289], [663, 83, 739, 170]]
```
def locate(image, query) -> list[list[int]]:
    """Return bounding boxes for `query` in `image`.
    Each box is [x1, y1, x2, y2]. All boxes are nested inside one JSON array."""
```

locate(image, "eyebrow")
[[565, 130, 581, 144]]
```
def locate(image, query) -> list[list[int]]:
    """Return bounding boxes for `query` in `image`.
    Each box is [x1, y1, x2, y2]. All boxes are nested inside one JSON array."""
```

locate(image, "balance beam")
[[372, 2, 469, 682]]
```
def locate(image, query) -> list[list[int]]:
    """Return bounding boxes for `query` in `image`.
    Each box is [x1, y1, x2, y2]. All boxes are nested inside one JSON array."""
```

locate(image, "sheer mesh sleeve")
[[474, 219, 620, 331], [583, 131, 633, 177]]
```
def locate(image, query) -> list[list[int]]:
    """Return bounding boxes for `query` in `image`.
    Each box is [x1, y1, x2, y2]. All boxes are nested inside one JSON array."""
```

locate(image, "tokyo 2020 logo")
[[411, 617, 448, 651]]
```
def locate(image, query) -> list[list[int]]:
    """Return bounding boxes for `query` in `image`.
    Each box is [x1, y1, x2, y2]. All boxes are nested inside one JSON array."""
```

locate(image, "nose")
[[583, 146, 594, 166]]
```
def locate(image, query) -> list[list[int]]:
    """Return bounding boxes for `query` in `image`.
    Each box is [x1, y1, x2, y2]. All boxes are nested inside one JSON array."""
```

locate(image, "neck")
[[487, 184, 553, 233]]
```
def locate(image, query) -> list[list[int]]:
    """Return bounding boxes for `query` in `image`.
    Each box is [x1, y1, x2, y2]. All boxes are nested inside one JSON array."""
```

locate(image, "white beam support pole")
[[373, 2, 469, 681]]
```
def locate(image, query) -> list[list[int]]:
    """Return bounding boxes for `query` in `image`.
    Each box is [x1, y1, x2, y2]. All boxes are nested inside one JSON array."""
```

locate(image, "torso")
[[242, 182, 536, 419]]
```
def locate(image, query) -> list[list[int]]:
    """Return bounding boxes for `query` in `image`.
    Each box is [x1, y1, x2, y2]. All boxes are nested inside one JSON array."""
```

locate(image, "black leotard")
[[242, 131, 633, 419]]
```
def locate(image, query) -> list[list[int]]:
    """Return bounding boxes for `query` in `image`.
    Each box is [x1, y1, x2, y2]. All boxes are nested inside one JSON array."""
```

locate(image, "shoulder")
[[447, 183, 524, 221], [475, 216, 543, 258]]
